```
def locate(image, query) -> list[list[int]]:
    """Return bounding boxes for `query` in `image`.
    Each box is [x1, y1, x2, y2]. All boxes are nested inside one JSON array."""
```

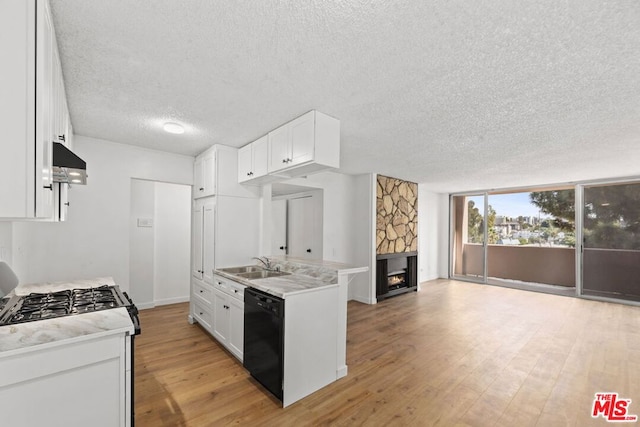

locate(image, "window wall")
[[582, 181, 640, 302], [452, 179, 640, 304], [452, 187, 575, 291]]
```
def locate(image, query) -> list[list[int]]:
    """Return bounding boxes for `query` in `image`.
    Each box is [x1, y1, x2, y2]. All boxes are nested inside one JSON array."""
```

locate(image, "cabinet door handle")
[[306, 248, 312, 253], [58, 134, 66, 142], [282, 158, 287, 163], [199, 289, 204, 293], [43, 184, 53, 191], [64, 202, 70, 206]]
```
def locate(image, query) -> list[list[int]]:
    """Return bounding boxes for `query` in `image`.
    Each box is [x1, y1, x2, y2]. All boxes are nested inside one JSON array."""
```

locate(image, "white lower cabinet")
[[0, 333, 130, 427], [227, 296, 244, 358], [191, 278, 213, 332], [191, 274, 244, 361], [212, 288, 229, 343]]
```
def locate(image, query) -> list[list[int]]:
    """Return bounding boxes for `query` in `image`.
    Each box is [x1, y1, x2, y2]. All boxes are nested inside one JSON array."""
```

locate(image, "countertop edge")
[[0, 308, 134, 355], [337, 266, 369, 275], [213, 270, 338, 299]]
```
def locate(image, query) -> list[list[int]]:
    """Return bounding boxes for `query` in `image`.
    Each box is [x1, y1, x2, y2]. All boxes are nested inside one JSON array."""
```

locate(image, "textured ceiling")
[[50, 0, 640, 192]]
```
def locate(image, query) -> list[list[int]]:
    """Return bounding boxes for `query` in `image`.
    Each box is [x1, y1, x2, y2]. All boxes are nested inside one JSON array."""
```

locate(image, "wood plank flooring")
[[134, 279, 640, 426]]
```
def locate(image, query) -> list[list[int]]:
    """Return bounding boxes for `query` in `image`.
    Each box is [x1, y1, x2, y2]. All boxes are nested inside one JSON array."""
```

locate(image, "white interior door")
[[154, 182, 192, 302], [271, 199, 287, 256], [288, 196, 321, 259]]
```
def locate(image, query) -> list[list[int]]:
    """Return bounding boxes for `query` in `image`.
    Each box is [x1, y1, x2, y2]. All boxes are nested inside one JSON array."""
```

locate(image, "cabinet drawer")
[[228, 281, 246, 302], [214, 275, 245, 301], [193, 281, 212, 304], [213, 276, 230, 293], [192, 300, 213, 331]]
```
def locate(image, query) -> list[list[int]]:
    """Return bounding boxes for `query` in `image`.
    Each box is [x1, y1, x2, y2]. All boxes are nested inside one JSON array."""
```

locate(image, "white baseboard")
[[136, 302, 155, 310], [137, 295, 190, 310], [349, 294, 376, 305], [154, 295, 190, 306]]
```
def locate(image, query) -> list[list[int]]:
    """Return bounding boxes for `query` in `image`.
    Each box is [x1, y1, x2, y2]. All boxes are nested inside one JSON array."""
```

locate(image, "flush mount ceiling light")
[[163, 122, 185, 134]]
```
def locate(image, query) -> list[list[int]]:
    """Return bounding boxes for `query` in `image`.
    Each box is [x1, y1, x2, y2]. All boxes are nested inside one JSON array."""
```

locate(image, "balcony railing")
[[457, 244, 640, 301], [457, 244, 575, 287]]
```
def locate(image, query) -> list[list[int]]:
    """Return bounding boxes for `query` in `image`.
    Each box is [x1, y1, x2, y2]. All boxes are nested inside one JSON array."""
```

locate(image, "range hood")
[[52, 142, 87, 185]]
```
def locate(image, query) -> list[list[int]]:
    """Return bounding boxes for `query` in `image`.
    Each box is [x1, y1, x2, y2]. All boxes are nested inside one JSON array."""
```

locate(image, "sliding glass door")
[[582, 181, 640, 302], [451, 194, 486, 282], [452, 188, 576, 293]]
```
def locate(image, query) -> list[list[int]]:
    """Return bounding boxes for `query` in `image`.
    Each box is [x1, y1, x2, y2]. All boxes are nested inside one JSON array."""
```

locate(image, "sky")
[[468, 193, 551, 218]]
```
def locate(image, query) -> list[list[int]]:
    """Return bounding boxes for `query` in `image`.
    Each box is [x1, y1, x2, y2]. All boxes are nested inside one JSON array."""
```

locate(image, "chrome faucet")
[[253, 256, 272, 270]]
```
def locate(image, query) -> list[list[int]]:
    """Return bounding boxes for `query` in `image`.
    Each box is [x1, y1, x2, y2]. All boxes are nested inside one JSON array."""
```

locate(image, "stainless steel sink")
[[236, 270, 291, 280], [219, 265, 265, 274]]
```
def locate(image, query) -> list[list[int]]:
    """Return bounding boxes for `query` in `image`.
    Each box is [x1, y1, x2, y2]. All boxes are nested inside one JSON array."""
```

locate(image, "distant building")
[[497, 238, 520, 245]]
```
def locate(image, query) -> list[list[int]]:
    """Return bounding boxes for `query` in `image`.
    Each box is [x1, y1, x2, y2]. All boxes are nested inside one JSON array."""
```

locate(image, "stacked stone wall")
[[376, 175, 418, 254]]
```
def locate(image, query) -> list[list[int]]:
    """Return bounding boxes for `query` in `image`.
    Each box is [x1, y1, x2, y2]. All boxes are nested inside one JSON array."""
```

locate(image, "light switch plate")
[[137, 218, 153, 228]]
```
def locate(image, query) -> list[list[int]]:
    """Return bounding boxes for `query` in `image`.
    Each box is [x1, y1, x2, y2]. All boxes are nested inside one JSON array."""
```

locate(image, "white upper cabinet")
[[237, 110, 340, 185], [238, 135, 269, 184], [0, 0, 71, 220], [193, 149, 215, 198], [194, 145, 259, 199], [269, 112, 315, 172], [267, 110, 340, 177]]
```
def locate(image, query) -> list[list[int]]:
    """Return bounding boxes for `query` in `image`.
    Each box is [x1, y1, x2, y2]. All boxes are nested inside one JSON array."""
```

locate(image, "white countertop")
[[269, 256, 369, 276], [0, 277, 135, 355], [243, 274, 338, 299], [215, 257, 368, 299]]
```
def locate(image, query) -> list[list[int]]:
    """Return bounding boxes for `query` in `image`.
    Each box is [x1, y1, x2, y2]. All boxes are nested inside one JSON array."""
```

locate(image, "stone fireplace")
[[376, 175, 418, 299]]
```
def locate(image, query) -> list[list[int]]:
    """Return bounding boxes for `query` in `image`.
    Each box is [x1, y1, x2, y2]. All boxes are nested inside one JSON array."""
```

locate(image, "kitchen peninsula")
[[195, 256, 367, 407]]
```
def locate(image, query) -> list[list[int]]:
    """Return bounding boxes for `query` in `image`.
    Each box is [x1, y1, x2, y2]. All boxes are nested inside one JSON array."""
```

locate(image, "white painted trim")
[[153, 296, 190, 306]]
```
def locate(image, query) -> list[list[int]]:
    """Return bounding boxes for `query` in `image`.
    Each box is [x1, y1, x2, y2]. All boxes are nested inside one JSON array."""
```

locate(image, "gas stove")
[[0, 285, 140, 334]]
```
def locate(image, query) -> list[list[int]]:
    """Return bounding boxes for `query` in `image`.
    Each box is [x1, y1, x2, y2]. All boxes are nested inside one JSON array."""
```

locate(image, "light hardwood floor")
[[134, 279, 640, 426]]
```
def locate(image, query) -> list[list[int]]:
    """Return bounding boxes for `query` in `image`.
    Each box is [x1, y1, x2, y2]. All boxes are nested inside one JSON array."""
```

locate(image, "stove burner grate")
[[0, 285, 132, 326]]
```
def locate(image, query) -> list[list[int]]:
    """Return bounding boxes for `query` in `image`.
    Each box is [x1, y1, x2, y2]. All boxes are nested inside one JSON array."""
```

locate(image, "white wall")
[[350, 174, 375, 304], [0, 223, 12, 263], [273, 171, 375, 302], [281, 171, 358, 263], [418, 188, 449, 284], [129, 180, 155, 305], [11, 136, 193, 292]]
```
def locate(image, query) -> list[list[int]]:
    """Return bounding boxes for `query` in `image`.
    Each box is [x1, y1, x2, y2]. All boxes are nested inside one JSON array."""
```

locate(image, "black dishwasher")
[[243, 287, 285, 401]]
